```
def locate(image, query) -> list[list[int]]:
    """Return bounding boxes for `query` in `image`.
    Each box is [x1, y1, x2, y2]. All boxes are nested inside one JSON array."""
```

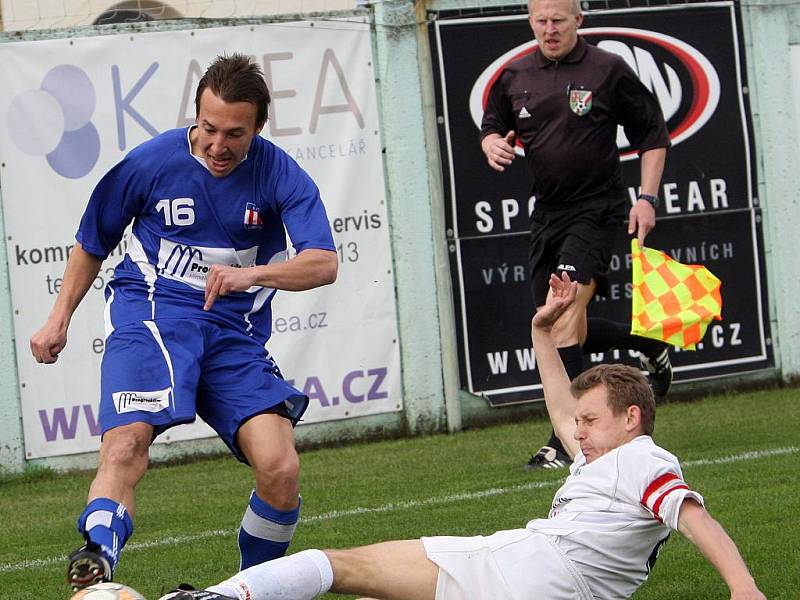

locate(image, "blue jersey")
[[77, 127, 335, 345]]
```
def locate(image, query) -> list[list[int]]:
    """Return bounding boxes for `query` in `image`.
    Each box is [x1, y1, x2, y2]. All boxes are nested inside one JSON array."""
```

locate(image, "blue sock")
[[238, 490, 301, 569], [76, 498, 134, 571]]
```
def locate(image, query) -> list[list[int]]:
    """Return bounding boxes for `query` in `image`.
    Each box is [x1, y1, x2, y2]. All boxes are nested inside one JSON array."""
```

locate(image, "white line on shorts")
[[1, 445, 796, 574]]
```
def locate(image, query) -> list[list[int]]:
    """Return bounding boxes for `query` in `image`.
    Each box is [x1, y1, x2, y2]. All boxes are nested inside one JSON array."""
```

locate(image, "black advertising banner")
[[430, 3, 772, 405]]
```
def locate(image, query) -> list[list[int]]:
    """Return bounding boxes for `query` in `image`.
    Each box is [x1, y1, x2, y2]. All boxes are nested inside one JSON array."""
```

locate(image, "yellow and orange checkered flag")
[[631, 239, 722, 350]]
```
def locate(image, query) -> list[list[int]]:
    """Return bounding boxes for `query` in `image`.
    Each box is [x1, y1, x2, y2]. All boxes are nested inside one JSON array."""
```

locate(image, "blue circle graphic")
[[46, 122, 101, 179], [41, 64, 96, 131]]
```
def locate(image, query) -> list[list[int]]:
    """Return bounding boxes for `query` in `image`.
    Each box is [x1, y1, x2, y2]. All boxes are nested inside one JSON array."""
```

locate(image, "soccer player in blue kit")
[[29, 54, 338, 591]]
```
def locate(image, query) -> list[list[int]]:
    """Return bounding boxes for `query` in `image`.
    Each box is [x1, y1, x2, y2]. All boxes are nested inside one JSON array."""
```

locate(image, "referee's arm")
[[628, 146, 667, 245]]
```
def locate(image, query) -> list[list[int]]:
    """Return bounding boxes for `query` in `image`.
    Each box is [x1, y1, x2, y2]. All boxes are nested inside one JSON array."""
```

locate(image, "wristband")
[[637, 193, 660, 207]]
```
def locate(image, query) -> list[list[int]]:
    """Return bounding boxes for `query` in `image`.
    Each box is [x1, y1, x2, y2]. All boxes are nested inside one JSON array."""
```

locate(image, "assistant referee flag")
[[630, 239, 722, 350]]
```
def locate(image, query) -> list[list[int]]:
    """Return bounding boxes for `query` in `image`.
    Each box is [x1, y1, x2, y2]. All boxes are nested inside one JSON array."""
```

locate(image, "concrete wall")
[[1, 0, 798, 474], [0, 177, 24, 471], [741, 0, 800, 382]]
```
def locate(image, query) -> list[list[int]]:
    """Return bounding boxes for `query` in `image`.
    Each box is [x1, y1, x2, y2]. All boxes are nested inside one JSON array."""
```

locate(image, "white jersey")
[[527, 436, 703, 599]]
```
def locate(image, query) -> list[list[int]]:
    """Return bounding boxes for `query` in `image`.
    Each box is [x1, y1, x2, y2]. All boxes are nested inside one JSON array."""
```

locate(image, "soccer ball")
[[70, 582, 146, 600]]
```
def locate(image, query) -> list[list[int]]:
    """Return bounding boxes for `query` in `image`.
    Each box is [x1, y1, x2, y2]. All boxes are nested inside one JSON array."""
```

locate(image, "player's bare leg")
[[239, 413, 300, 509], [327, 540, 438, 600], [88, 422, 153, 512], [69, 422, 151, 589], [236, 413, 301, 567], [547, 279, 596, 348], [198, 541, 437, 600]]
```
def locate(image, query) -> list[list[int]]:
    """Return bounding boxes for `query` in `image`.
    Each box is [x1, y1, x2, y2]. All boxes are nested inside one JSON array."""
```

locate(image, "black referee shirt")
[[481, 36, 670, 209]]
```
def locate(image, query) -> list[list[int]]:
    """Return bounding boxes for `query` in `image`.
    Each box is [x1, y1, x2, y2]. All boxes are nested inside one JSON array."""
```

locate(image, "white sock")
[[207, 549, 334, 600]]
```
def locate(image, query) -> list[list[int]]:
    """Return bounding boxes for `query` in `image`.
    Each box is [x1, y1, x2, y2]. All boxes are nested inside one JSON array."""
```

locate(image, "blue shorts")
[[99, 318, 308, 462]]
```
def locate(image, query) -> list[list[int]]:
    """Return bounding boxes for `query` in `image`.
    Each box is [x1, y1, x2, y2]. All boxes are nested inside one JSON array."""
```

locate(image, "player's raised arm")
[[530, 273, 580, 459], [30, 242, 103, 364], [677, 499, 766, 600]]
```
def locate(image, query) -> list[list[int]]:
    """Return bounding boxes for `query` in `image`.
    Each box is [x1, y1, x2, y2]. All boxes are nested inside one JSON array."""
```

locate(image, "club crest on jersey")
[[569, 89, 592, 116], [244, 203, 263, 229]]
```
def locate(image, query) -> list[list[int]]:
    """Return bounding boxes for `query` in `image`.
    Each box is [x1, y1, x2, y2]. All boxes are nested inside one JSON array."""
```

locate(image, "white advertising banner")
[[0, 20, 402, 458]]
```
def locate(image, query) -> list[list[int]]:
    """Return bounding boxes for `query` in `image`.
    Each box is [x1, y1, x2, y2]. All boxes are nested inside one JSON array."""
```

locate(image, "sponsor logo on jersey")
[[518, 106, 531, 118], [557, 263, 577, 272], [163, 244, 204, 279], [113, 388, 170, 413], [469, 27, 721, 160], [569, 89, 593, 116], [549, 495, 572, 517], [244, 202, 264, 229], [157, 239, 259, 290]]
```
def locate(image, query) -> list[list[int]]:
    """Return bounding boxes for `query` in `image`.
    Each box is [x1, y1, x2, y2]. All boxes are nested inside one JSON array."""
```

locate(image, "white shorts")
[[422, 529, 593, 600]]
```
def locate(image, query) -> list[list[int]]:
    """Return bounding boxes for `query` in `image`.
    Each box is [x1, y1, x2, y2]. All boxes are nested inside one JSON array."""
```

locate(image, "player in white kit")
[[158, 274, 765, 600]]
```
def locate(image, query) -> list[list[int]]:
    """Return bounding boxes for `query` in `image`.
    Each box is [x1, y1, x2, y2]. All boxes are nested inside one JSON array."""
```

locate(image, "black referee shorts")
[[528, 197, 626, 307]]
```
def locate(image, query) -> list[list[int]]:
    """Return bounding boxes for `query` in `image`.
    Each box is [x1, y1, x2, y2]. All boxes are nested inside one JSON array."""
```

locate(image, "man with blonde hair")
[[482, 0, 674, 471]]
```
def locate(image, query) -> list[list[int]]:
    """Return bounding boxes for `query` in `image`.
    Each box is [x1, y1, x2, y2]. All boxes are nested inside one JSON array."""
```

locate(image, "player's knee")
[[253, 452, 300, 494], [98, 429, 150, 474]]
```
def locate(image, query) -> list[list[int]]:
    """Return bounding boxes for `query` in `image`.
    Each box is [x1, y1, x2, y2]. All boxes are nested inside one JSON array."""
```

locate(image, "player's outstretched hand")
[[204, 265, 258, 311], [532, 272, 577, 331]]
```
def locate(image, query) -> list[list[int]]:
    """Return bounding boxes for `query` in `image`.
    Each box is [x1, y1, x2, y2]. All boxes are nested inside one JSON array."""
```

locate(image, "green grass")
[[1, 387, 798, 599]]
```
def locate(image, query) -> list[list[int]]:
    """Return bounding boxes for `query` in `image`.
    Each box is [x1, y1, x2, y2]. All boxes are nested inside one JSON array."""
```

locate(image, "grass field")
[[1, 387, 798, 599]]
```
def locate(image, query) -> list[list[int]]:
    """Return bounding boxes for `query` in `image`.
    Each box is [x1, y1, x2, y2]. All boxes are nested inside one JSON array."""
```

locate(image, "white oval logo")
[[469, 27, 720, 161]]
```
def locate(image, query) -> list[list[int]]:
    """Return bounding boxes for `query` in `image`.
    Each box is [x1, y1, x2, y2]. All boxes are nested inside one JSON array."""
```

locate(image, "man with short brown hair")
[[31, 53, 338, 590], [572, 362, 656, 435]]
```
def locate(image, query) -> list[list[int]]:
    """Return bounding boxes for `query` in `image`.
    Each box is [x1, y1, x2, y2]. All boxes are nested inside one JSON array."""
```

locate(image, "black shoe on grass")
[[524, 445, 572, 470]]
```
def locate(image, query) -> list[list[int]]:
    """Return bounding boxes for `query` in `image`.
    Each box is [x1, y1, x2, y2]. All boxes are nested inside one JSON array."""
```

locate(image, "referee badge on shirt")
[[243, 202, 263, 229], [569, 89, 592, 116]]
